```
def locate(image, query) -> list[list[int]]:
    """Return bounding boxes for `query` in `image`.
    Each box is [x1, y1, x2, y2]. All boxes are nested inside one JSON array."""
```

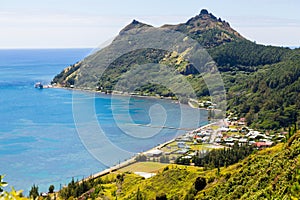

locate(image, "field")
[[118, 162, 168, 173]]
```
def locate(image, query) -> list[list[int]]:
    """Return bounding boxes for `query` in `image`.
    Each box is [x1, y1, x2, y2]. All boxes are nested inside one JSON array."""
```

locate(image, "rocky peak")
[[200, 9, 209, 15], [186, 9, 220, 25], [119, 19, 152, 35]]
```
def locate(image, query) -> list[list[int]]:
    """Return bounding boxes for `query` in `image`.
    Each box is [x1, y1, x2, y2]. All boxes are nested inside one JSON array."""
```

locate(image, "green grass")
[[190, 143, 213, 151], [210, 125, 220, 130], [118, 162, 168, 173]]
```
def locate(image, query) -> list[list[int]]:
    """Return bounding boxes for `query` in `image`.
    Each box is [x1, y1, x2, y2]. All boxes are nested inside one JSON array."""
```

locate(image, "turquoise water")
[[0, 49, 207, 194]]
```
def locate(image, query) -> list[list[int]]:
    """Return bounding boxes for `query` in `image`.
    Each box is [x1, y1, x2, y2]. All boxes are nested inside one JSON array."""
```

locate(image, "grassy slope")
[[117, 166, 202, 199], [82, 133, 300, 199], [118, 162, 168, 173]]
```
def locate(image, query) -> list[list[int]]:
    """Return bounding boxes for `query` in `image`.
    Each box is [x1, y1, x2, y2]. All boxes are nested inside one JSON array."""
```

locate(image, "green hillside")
[[226, 49, 300, 129], [55, 132, 300, 199]]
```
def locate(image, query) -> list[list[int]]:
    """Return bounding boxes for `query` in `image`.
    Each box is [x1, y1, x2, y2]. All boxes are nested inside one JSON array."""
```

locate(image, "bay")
[[0, 49, 208, 194]]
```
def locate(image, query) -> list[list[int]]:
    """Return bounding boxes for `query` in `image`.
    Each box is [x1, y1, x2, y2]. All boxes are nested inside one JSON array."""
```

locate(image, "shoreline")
[[79, 121, 215, 184], [52, 85, 209, 111], [80, 137, 177, 183], [53, 85, 216, 186]]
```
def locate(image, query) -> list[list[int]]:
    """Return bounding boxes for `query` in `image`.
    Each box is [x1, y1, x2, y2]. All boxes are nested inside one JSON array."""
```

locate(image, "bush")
[[48, 185, 55, 193], [156, 192, 167, 200], [135, 154, 147, 162], [29, 184, 39, 199], [194, 177, 206, 191]]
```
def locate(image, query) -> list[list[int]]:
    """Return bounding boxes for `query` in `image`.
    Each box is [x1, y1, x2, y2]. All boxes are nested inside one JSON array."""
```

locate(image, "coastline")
[[52, 85, 214, 185], [79, 121, 215, 183], [80, 138, 177, 183], [52, 85, 209, 111]]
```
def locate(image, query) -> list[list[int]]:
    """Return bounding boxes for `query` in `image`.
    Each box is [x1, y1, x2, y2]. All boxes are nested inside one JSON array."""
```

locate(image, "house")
[[177, 142, 186, 148], [229, 128, 238, 132], [176, 149, 189, 154], [196, 132, 204, 137], [202, 136, 210, 142], [41, 193, 48, 197], [238, 118, 246, 125], [219, 127, 229, 132], [238, 138, 248, 143], [253, 141, 273, 149], [182, 155, 192, 159], [224, 137, 235, 143], [215, 138, 222, 143], [145, 149, 163, 157], [226, 142, 235, 146], [233, 135, 241, 139], [188, 152, 197, 156]]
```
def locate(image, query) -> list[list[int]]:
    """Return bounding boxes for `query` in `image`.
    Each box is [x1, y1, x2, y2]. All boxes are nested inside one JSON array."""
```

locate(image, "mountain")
[[52, 9, 299, 130], [52, 9, 245, 88]]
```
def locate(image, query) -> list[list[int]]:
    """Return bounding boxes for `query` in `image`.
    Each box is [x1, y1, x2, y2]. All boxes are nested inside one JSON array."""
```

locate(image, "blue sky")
[[1, 0, 299, 48]]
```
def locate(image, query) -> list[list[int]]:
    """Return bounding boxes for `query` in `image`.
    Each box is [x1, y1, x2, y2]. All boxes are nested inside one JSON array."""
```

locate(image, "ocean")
[[0, 49, 207, 194]]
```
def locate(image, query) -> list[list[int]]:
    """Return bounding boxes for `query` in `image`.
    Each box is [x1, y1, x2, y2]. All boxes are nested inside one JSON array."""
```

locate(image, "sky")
[[0, 0, 299, 48]]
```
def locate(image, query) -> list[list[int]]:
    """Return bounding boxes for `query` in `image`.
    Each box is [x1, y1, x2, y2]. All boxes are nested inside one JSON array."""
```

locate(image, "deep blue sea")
[[0, 49, 207, 194]]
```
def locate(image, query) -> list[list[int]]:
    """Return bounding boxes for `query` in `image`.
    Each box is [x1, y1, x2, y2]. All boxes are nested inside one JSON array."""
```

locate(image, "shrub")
[[156, 192, 167, 200], [194, 177, 207, 191]]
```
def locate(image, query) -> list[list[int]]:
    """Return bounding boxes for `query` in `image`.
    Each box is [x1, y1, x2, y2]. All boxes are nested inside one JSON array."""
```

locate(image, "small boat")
[[34, 82, 43, 89]]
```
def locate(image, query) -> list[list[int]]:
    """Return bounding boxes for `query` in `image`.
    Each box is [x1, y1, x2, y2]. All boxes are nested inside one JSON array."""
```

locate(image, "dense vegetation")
[[176, 143, 255, 169], [226, 50, 300, 129], [59, 177, 104, 199], [209, 40, 289, 71]]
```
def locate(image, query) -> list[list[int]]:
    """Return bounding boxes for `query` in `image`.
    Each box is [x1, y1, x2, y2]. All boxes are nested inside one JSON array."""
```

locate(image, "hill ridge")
[[52, 9, 298, 130]]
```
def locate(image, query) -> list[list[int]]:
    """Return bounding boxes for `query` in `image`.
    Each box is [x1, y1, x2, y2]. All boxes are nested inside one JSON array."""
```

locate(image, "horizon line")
[[0, 47, 96, 50], [0, 45, 298, 50]]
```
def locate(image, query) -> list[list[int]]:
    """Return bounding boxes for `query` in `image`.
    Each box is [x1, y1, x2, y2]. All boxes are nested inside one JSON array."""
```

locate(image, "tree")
[[194, 177, 206, 191], [135, 154, 147, 162], [160, 156, 170, 163], [29, 184, 39, 200], [156, 192, 167, 200], [3, 187, 26, 200], [49, 185, 55, 193], [136, 187, 145, 200], [117, 173, 124, 183], [0, 175, 8, 193]]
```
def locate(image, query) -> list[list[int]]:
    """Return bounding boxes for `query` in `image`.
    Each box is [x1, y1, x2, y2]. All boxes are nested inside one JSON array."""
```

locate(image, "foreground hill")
[[3, 134, 300, 199], [56, 132, 300, 199], [52, 9, 299, 129]]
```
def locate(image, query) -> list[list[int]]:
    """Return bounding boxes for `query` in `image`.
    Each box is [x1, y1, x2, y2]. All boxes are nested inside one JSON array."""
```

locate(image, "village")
[[139, 115, 287, 164]]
